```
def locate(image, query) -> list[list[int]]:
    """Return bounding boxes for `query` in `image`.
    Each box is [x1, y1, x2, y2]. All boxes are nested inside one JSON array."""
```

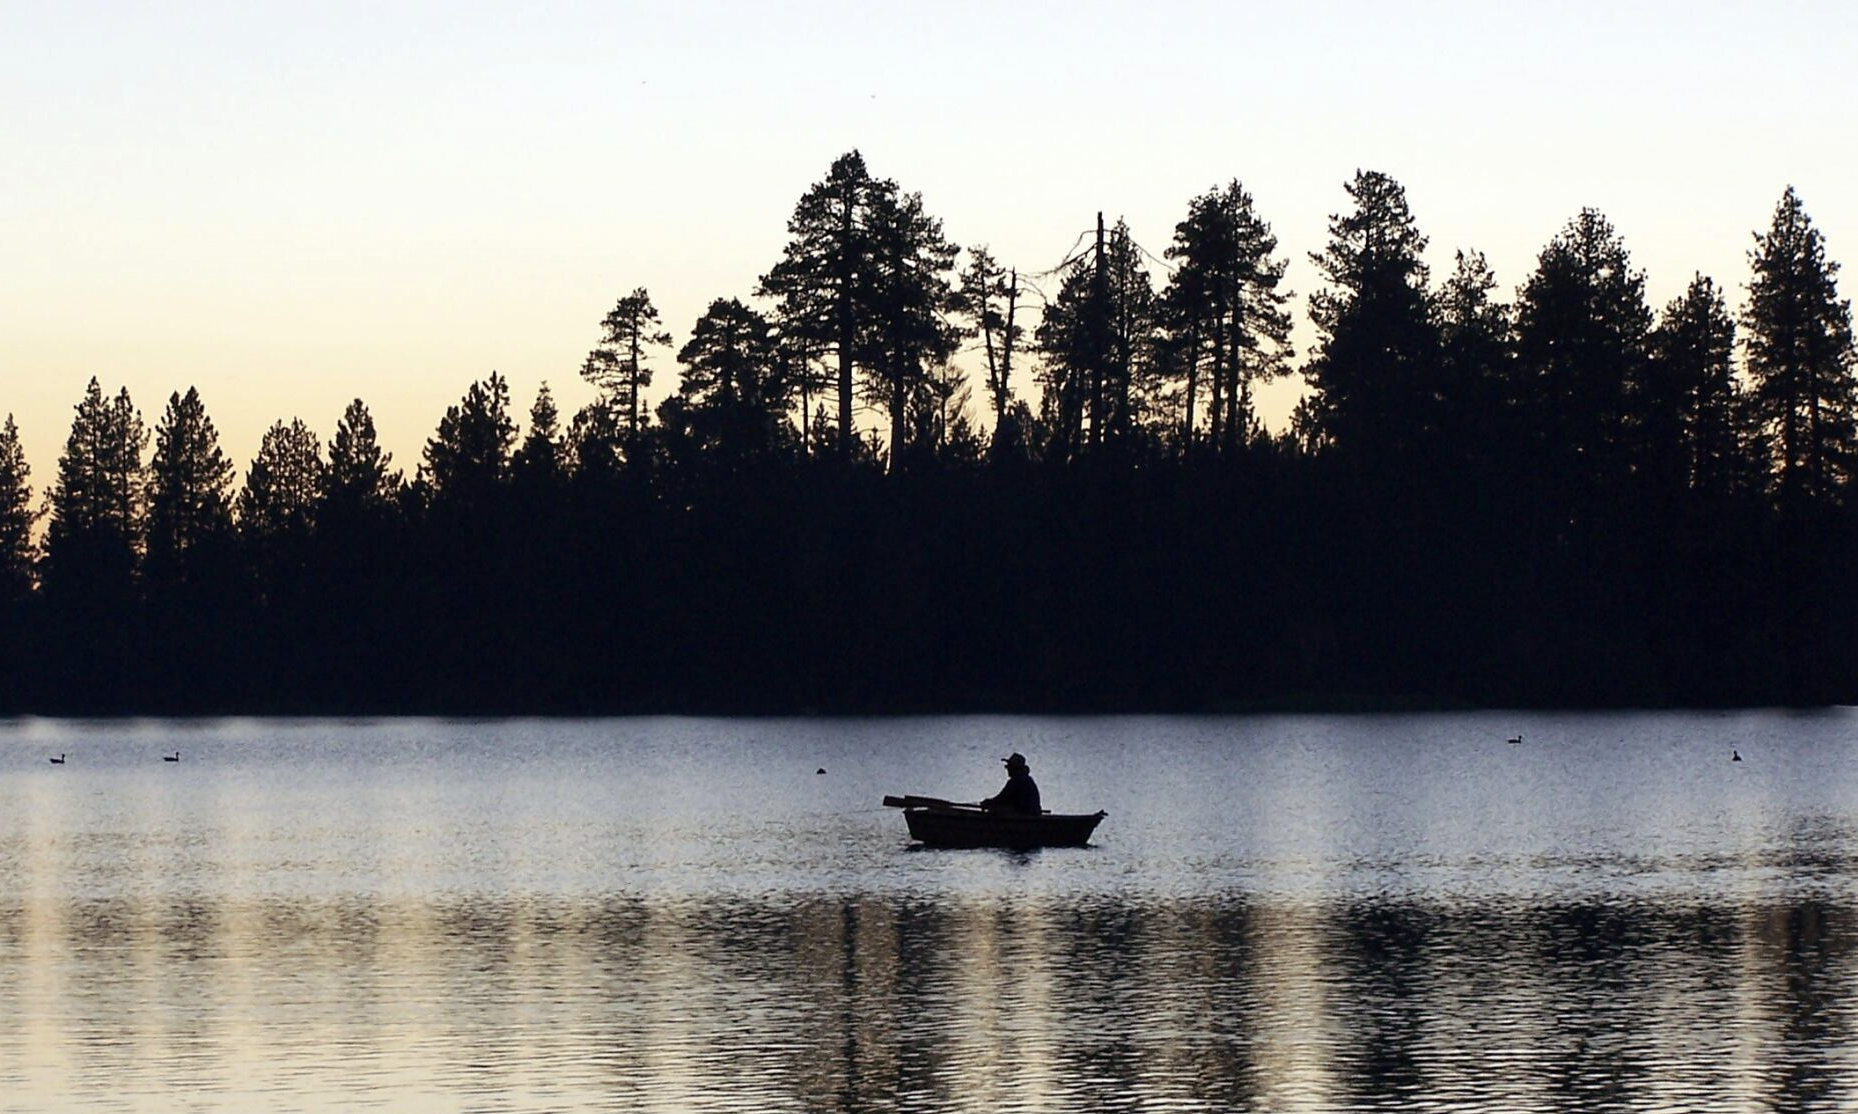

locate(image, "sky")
[[4, 0, 1856, 485]]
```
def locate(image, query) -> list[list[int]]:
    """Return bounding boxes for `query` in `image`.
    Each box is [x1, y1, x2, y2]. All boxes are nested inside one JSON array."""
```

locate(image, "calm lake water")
[[3, 713, 1857, 1112]]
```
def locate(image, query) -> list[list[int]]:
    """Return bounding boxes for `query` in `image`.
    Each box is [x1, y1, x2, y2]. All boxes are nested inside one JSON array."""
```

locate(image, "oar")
[[882, 794, 983, 810]]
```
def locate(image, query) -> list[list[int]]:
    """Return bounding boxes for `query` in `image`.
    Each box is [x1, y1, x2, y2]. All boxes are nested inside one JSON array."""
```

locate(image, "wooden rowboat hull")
[[902, 807, 1106, 849]]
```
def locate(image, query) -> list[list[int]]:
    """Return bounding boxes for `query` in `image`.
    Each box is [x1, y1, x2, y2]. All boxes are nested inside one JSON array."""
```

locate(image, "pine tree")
[[1032, 257, 1095, 460], [760, 151, 883, 459], [1035, 219, 1158, 459], [235, 417, 324, 606], [145, 387, 235, 583], [567, 401, 625, 486], [1744, 187, 1857, 506], [1161, 182, 1293, 453], [1434, 250, 1518, 472], [669, 298, 793, 461], [857, 182, 960, 464], [677, 299, 783, 409], [760, 151, 960, 464], [1301, 171, 1441, 463], [1101, 220, 1161, 448], [1514, 209, 1653, 500], [325, 398, 400, 513], [239, 418, 325, 539], [1649, 275, 1746, 499], [955, 246, 1024, 437], [582, 289, 671, 436], [773, 324, 833, 458], [903, 359, 983, 467], [44, 379, 146, 597], [423, 372, 516, 510], [510, 382, 566, 494], [0, 415, 38, 604]]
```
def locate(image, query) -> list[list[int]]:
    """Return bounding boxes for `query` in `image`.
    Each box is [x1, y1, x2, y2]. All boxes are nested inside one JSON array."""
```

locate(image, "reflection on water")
[[2, 714, 1857, 1111], [5, 890, 1857, 1112]]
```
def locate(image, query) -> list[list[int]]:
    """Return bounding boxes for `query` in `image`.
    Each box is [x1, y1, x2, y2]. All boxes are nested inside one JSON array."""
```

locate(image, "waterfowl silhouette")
[[163, 751, 180, 762], [1506, 735, 1523, 745], [1732, 749, 1742, 762], [49, 754, 65, 765]]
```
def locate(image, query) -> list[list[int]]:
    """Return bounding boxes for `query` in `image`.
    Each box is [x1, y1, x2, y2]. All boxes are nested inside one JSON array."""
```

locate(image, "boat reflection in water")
[[4, 886, 1856, 1111]]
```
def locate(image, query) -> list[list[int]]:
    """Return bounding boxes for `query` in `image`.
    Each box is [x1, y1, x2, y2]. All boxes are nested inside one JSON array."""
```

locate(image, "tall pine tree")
[[760, 151, 885, 459], [1162, 182, 1293, 453], [0, 415, 38, 605], [1744, 187, 1856, 507], [1649, 275, 1747, 500], [1433, 250, 1518, 474], [1035, 219, 1157, 458], [324, 398, 400, 514], [583, 289, 671, 437], [511, 383, 566, 494], [667, 297, 792, 460], [760, 151, 960, 464], [955, 246, 1023, 439], [423, 373, 516, 512], [1514, 209, 1653, 503], [44, 379, 146, 600], [146, 386, 235, 583], [239, 418, 325, 540], [865, 188, 962, 464], [1300, 171, 1441, 464]]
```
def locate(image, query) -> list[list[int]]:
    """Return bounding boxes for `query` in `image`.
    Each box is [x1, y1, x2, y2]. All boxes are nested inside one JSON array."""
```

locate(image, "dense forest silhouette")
[[1, 154, 1855, 714]]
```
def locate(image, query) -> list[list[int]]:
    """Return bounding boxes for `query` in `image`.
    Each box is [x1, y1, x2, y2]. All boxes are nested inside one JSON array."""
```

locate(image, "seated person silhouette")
[[982, 752, 1042, 815]]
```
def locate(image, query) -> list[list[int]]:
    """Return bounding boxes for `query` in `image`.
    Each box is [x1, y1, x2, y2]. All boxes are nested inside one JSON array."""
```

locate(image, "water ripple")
[[5, 713, 1858, 1110]]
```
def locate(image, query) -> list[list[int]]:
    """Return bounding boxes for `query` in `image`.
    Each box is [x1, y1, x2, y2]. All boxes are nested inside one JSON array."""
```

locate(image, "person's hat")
[[1002, 752, 1028, 768]]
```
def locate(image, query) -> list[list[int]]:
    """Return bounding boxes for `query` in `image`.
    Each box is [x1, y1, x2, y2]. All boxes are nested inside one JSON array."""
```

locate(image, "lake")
[[2, 712, 1856, 1112]]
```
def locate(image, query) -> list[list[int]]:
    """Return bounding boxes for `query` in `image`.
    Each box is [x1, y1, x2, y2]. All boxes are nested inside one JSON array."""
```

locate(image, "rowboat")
[[883, 794, 1107, 849]]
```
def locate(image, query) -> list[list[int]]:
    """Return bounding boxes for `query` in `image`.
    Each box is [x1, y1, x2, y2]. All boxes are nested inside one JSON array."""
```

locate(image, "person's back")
[[983, 753, 1041, 815]]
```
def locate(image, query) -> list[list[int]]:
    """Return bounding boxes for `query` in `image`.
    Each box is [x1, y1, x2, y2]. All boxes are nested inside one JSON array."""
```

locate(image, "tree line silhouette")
[[1, 153, 1854, 713]]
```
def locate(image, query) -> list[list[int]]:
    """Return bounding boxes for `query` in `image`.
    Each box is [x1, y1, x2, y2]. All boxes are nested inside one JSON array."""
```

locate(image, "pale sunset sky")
[[3, 0, 1854, 483]]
